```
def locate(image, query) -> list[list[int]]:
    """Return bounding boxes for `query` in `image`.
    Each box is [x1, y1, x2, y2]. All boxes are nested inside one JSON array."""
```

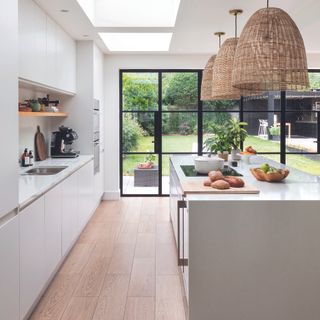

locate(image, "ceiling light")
[[98, 33, 173, 52], [211, 10, 243, 100], [77, 0, 181, 27], [60, 9, 69, 13], [201, 32, 225, 101], [232, 1, 309, 91]]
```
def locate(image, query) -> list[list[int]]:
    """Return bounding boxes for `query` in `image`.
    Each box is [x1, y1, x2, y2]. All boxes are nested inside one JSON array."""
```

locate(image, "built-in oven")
[[93, 99, 100, 174]]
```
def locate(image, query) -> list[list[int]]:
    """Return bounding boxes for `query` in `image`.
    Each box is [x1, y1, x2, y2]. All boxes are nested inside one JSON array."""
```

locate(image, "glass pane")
[[161, 155, 170, 195], [243, 112, 281, 153], [122, 72, 158, 111], [122, 154, 159, 195], [286, 111, 318, 153], [286, 94, 320, 111], [309, 72, 320, 91], [243, 92, 280, 111], [203, 99, 239, 111], [287, 154, 320, 176], [162, 112, 198, 152], [162, 72, 198, 111], [122, 113, 154, 153]]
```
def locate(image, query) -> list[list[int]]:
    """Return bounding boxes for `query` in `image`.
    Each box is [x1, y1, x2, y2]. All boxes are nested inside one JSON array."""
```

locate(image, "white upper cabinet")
[[19, 0, 76, 93]]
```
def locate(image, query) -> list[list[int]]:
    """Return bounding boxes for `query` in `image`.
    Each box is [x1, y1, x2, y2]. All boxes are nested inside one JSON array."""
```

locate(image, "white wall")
[[307, 53, 320, 69], [103, 54, 209, 199]]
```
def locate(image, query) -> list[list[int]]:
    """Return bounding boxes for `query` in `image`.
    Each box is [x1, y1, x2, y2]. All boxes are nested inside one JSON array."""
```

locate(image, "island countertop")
[[170, 155, 320, 201], [19, 155, 93, 209]]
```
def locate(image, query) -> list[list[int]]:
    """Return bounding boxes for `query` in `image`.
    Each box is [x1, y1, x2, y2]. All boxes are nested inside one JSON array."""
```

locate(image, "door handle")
[[177, 200, 188, 267]]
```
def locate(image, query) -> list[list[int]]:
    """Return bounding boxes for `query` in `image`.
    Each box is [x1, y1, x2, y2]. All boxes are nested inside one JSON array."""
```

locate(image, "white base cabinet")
[[61, 172, 78, 256], [78, 161, 94, 230], [0, 216, 19, 320], [44, 184, 62, 278], [19, 160, 96, 320], [20, 197, 46, 320]]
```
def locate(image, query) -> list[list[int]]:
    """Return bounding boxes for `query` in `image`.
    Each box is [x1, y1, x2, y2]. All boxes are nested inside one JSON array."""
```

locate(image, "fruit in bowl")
[[250, 163, 289, 182], [240, 146, 257, 164]]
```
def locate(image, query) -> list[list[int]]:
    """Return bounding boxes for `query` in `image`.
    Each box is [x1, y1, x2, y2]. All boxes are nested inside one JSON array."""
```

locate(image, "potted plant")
[[225, 118, 248, 161], [203, 123, 232, 161], [138, 153, 156, 169], [269, 125, 280, 141]]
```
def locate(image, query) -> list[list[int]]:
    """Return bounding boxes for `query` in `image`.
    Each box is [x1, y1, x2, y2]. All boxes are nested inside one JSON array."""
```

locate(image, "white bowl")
[[194, 156, 224, 174]]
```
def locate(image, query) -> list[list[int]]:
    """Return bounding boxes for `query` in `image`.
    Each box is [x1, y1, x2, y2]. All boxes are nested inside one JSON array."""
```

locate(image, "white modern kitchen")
[[2, 0, 320, 320]]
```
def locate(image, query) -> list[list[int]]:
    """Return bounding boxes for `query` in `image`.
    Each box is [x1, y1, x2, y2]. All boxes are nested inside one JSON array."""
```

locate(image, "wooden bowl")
[[250, 168, 289, 182]]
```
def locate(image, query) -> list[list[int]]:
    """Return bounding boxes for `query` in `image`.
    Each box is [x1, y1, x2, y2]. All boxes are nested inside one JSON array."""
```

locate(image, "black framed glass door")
[[120, 70, 201, 196]]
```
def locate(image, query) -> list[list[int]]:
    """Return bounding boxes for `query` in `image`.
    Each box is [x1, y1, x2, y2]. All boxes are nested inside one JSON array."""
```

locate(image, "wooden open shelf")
[[19, 111, 68, 117]]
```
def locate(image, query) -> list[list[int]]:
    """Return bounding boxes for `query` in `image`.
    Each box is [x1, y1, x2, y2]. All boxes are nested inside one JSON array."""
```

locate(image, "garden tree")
[[122, 113, 144, 153], [163, 73, 198, 109], [123, 73, 158, 134]]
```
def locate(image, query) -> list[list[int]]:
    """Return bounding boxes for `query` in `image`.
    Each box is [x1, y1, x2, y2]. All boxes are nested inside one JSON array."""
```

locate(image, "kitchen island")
[[170, 155, 320, 320]]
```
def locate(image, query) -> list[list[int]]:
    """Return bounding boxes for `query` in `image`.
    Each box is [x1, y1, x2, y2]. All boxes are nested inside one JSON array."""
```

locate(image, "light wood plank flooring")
[[29, 197, 186, 320]]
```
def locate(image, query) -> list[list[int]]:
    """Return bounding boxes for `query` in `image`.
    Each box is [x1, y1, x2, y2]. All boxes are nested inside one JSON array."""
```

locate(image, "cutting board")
[[181, 180, 260, 195], [35, 125, 47, 161]]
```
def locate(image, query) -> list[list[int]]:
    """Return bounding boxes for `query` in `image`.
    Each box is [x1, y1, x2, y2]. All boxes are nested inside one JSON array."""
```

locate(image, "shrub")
[[122, 114, 144, 152]]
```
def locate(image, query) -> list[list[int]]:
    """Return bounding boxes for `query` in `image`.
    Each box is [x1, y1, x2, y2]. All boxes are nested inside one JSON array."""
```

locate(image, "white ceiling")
[[35, 0, 320, 55]]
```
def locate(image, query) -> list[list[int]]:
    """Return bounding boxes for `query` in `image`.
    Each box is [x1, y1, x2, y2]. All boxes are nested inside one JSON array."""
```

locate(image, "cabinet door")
[[20, 197, 46, 320], [0, 0, 18, 218], [56, 25, 76, 93], [61, 173, 78, 256], [44, 184, 62, 277], [18, 0, 46, 83], [78, 161, 94, 229], [183, 205, 189, 302], [0, 216, 19, 320], [45, 15, 57, 88]]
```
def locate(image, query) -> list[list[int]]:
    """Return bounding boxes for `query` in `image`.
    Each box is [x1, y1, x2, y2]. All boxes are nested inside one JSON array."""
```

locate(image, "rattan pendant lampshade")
[[232, 2, 309, 91], [201, 32, 225, 100], [211, 10, 243, 100]]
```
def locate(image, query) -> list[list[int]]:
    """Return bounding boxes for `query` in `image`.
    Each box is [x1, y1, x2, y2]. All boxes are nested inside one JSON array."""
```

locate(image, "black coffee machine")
[[51, 126, 79, 158]]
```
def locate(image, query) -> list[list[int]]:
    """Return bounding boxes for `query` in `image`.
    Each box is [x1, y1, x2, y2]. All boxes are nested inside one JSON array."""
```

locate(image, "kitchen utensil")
[[194, 156, 224, 174], [35, 125, 47, 161]]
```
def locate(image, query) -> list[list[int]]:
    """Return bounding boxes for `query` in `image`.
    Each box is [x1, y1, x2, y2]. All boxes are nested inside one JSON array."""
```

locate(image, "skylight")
[[77, 0, 181, 27], [98, 33, 173, 51]]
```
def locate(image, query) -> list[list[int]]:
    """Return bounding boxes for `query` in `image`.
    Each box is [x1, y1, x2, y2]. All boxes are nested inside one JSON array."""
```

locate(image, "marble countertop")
[[171, 155, 320, 201], [19, 155, 93, 209]]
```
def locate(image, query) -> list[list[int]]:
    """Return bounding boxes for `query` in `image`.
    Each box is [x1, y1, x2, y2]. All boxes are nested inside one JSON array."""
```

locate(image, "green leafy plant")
[[269, 125, 280, 136], [203, 123, 232, 155], [144, 154, 156, 163], [225, 118, 248, 150], [122, 114, 144, 153]]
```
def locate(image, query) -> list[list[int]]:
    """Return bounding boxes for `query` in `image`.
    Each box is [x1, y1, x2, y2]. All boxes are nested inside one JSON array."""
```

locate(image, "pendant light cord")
[[235, 13, 238, 38]]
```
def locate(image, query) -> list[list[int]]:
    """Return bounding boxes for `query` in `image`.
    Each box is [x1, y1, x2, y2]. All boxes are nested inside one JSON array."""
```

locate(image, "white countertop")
[[171, 155, 320, 201], [19, 155, 93, 209]]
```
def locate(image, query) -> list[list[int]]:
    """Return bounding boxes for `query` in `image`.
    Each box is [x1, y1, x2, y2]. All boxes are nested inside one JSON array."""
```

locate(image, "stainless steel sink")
[[23, 166, 68, 175]]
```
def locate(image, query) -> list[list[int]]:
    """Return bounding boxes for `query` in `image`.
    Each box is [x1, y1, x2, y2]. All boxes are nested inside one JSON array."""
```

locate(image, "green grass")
[[123, 135, 320, 176]]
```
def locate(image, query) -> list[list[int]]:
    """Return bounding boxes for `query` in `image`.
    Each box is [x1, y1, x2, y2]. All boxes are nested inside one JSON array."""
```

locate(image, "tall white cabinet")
[[19, 0, 76, 93]]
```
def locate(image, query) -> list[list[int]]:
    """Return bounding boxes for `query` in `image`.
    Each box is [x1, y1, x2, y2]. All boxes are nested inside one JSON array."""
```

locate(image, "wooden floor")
[[29, 197, 186, 320]]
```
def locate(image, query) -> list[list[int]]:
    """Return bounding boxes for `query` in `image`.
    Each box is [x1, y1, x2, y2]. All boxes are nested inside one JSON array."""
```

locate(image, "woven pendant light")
[[201, 32, 225, 101], [211, 10, 243, 100], [232, 1, 309, 91]]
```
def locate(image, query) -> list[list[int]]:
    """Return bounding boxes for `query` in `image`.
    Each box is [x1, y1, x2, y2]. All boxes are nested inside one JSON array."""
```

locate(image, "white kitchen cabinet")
[[20, 197, 46, 320], [19, 0, 76, 93], [44, 184, 62, 278], [78, 161, 94, 230], [45, 15, 57, 88], [0, 0, 18, 219], [0, 215, 20, 320], [61, 172, 78, 256]]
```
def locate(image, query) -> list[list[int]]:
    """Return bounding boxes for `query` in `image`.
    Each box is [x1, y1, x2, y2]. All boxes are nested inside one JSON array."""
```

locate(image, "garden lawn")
[[123, 135, 320, 176]]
